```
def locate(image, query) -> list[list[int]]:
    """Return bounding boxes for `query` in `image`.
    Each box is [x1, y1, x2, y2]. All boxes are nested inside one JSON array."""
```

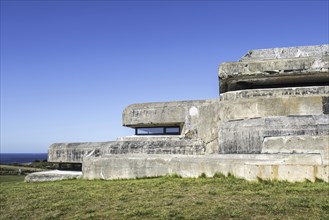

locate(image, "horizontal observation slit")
[[135, 126, 180, 135]]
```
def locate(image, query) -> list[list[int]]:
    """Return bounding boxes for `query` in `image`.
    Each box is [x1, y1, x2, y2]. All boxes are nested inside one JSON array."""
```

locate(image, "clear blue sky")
[[1, 0, 328, 153]]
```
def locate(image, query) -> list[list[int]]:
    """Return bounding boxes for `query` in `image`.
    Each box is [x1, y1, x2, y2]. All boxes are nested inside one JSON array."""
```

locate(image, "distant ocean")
[[0, 153, 48, 164]]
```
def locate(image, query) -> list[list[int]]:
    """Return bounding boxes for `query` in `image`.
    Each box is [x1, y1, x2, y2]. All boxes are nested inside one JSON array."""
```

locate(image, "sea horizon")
[[0, 153, 48, 164]]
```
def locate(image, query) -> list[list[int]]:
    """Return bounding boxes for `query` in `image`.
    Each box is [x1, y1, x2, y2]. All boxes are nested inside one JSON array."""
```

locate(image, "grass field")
[[0, 161, 58, 176], [0, 174, 328, 219]]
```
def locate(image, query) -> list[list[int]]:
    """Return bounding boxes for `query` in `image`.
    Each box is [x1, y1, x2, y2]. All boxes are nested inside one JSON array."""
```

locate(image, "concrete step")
[[25, 170, 82, 182]]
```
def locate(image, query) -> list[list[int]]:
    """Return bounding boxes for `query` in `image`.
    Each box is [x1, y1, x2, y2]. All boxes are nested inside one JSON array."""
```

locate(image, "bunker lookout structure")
[[26, 44, 329, 182]]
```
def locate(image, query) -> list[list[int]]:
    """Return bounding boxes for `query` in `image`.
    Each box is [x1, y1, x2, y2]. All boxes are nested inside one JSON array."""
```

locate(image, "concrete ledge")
[[82, 154, 328, 182], [25, 170, 82, 182]]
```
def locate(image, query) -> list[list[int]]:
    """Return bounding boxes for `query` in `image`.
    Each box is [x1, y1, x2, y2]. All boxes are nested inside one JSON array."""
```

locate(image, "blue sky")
[[1, 0, 328, 153]]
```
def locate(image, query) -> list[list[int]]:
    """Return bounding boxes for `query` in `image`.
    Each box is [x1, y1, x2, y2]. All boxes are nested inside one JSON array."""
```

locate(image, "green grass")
[[0, 175, 328, 219], [0, 163, 54, 175], [0, 175, 26, 183]]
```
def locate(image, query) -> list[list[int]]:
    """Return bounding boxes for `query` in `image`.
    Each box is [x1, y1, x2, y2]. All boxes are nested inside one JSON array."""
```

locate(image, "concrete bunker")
[[28, 44, 329, 182]]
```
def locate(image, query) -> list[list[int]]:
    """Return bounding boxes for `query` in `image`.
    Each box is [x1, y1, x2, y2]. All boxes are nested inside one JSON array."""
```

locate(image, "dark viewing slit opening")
[[135, 126, 180, 135]]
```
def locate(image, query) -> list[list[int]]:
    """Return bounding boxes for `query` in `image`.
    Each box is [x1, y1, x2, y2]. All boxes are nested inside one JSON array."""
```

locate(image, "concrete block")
[[262, 135, 329, 164], [48, 142, 104, 163], [25, 170, 82, 182], [218, 115, 329, 153], [122, 100, 207, 127]]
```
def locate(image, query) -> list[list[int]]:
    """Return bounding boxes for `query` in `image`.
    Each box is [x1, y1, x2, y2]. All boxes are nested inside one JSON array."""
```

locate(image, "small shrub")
[[213, 172, 225, 178], [315, 177, 325, 183], [199, 173, 207, 178], [167, 173, 182, 178], [208, 190, 217, 195]]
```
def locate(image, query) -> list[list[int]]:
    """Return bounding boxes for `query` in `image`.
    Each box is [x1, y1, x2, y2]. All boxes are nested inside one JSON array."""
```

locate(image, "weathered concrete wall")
[[219, 96, 326, 121], [83, 154, 328, 182], [218, 86, 329, 154], [50, 88, 329, 161], [192, 100, 221, 154], [218, 115, 329, 154], [48, 138, 206, 163], [262, 135, 329, 164], [100, 139, 205, 155], [48, 142, 101, 163], [121, 86, 329, 155]]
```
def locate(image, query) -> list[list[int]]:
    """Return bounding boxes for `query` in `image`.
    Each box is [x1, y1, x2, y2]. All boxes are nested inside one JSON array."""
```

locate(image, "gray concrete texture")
[[218, 115, 329, 154], [123, 100, 208, 127], [48, 138, 206, 163], [121, 87, 328, 154], [262, 135, 329, 164]]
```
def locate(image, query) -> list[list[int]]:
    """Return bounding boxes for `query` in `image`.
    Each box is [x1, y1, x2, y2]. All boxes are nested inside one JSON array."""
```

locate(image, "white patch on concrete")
[[86, 149, 95, 157], [311, 59, 325, 69], [274, 48, 281, 59], [189, 107, 199, 117], [100, 167, 105, 179], [295, 49, 308, 57]]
